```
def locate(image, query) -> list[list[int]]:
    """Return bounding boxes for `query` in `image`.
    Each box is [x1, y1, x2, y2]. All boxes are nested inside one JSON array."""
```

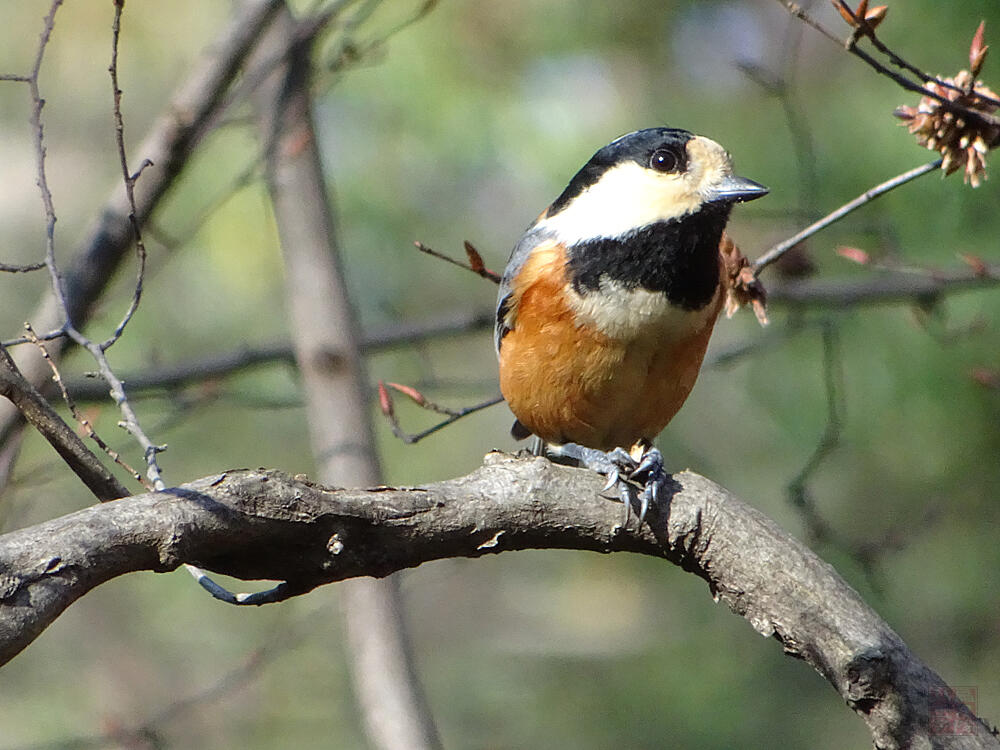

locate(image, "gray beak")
[[706, 174, 769, 204]]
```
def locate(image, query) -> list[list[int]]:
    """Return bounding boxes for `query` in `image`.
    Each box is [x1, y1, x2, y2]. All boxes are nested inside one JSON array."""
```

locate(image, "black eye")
[[649, 148, 681, 173]]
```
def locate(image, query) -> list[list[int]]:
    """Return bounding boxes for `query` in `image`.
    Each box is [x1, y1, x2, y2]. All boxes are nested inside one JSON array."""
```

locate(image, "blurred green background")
[[1, 0, 999, 747]]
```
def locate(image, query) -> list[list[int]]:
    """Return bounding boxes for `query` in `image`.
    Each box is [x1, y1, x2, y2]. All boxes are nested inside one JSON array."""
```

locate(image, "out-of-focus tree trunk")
[[252, 8, 442, 750]]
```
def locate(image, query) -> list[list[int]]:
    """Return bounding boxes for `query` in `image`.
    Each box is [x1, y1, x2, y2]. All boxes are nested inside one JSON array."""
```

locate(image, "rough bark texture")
[[0, 456, 994, 749]]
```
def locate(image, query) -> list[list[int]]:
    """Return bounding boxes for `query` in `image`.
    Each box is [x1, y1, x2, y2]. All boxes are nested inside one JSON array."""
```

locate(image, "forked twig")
[[0, 342, 129, 502], [379, 381, 503, 444], [24, 324, 146, 490], [774, 0, 1000, 131], [8, 0, 169, 490]]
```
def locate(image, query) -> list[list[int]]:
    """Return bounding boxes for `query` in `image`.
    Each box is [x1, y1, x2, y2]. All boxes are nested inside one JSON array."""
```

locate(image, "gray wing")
[[494, 225, 553, 356]]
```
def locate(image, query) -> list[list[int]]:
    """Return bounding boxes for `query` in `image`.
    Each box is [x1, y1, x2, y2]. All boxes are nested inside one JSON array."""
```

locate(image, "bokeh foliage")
[[1, 0, 998, 747]]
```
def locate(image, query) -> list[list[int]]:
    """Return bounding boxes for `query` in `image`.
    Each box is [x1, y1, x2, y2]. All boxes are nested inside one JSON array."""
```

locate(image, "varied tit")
[[494, 127, 767, 525]]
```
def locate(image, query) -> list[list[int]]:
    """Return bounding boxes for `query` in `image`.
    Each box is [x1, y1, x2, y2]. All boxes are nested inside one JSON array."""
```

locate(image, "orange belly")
[[498, 246, 721, 451]]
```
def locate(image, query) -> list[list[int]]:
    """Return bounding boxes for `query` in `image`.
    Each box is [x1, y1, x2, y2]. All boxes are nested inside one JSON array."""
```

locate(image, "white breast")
[[565, 276, 718, 341]]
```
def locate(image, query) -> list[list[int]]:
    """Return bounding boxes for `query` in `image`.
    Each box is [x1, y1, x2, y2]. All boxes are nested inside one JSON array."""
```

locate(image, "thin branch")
[[102, 2, 150, 351], [0, 460, 994, 749], [414, 241, 501, 284], [0, 261, 46, 273], [0, 0, 286, 453], [773, 0, 1000, 131], [753, 159, 942, 274], [768, 262, 1000, 307], [0, 345, 128, 502], [832, 2, 1000, 110], [379, 383, 503, 444], [9, 0, 161, 490], [0, 327, 66, 349], [58, 310, 493, 401], [866, 28, 1000, 108], [23, 324, 145, 489], [25, 0, 70, 327]]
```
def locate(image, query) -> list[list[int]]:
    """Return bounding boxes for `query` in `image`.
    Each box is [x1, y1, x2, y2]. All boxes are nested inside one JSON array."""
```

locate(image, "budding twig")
[[414, 241, 501, 284], [379, 381, 503, 444]]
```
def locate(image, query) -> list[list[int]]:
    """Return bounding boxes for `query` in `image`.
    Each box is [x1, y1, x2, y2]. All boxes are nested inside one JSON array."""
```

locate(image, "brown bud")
[[832, 0, 858, 27], [377, 381, 394, 418], [970, 21, 989, 77], [836, 246, 871, 265], [971, 368, 1000, 389], [387, 381, 426, 407], [464, 241, 486, 273], [864, 5, 888, 30], [959, 253, 989, 276]]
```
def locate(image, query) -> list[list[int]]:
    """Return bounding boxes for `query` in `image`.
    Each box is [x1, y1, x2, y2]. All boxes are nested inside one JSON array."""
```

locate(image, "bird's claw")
[[630, 447, 666, 526], [551, 443, 666, 528]]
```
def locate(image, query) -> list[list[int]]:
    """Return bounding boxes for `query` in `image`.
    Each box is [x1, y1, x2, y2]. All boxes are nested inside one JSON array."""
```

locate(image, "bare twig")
[[0, 261, 46, 273], [102, 2, 150, 350], [832, 1, 1000, 109], [23, 325, 145, 488], [0, 344, 128, 502], [753, 159, 942, 274], [8, 0, 161, 490]]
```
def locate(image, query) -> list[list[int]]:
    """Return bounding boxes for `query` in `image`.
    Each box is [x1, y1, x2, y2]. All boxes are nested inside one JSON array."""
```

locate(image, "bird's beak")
[[706, 174, 769, 204]]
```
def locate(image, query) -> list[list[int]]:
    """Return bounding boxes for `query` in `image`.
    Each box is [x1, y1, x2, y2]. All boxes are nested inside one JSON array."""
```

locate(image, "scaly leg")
[[549, 442, 667, 527]]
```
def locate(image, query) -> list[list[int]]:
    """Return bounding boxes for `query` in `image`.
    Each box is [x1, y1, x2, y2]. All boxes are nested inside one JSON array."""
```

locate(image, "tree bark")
[[0, 457, 994, 749]]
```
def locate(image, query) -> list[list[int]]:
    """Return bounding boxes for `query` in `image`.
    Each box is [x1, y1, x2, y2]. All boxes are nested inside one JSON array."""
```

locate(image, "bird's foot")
[[629, 446, 666, 526], [550, 443, 667, 528]]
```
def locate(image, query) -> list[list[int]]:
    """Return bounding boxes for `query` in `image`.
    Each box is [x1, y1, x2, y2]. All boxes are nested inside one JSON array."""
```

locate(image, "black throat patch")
[[566, 206, 730, 311]]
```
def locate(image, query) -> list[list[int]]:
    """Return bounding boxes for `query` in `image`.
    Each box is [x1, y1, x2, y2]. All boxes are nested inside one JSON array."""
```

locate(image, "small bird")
[[495, 127, 767, 524]]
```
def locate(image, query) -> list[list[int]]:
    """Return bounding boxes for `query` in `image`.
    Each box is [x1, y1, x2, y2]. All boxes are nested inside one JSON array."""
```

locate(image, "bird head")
[[538, 127, 768, 244]]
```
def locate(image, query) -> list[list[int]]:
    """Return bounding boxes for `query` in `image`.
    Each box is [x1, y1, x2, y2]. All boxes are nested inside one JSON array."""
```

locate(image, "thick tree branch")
[[0, 455, 993, 749]]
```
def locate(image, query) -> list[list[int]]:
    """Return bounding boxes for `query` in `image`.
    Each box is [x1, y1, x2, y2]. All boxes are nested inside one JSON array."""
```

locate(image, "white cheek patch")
[[537, 136, 735, 246], [538, 162, 702, 245], [565, 277, 718, 340]]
